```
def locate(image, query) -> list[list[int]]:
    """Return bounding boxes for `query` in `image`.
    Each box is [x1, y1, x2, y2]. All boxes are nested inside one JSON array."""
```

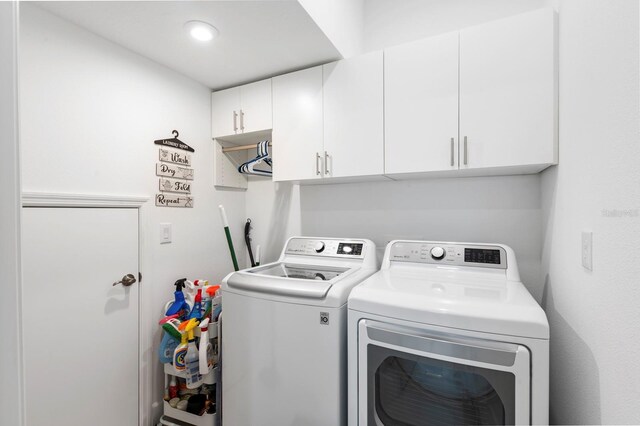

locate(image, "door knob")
[[113, 274, 137, 287]]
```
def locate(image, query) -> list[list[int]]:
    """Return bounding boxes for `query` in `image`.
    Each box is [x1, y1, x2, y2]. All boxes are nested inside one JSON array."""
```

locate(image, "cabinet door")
[[460, 9, 557, 170], [240, 78, 272, 134], [211, 86, 240, 138], [323, 52, 384, 178], [272, 66, 324, 181], [384, 31, 459, 175]]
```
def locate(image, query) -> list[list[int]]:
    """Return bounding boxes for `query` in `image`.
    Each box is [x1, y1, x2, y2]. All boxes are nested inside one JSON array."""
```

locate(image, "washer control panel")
[[285, 238, 366, 258], [389, 241, 507, 269]]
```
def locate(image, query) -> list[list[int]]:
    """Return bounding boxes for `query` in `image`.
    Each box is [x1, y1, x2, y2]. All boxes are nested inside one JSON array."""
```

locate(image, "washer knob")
[[430, 246, 446, 260], [314, 241, 325, 253]]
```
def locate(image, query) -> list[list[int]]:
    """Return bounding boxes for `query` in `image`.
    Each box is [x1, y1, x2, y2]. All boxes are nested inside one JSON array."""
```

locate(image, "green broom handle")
[[219, 205, 239, 271]]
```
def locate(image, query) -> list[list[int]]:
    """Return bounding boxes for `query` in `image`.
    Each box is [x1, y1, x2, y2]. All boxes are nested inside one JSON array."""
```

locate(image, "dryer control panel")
[[285, 238, 366, 258], [389, 241, 507, 269]]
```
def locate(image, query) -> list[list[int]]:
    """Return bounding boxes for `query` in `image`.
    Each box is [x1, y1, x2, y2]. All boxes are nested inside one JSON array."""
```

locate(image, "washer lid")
[[348, 267, 549, 339], [248, 263, 349, 281], [226, 262, 352, 299]]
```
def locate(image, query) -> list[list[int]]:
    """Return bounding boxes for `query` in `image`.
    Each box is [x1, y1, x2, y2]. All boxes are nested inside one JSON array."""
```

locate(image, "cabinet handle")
[[463, 136, 468, 165], [316, 153, 321, 176], [233, 111, 238, 132], [450, 138, 455, 167], [239, 109, 245, 132], [324, 151, 330, 175]]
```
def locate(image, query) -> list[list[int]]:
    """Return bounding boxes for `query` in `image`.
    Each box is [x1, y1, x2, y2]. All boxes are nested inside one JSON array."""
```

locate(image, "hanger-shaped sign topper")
[[154, 130, 195, 152]]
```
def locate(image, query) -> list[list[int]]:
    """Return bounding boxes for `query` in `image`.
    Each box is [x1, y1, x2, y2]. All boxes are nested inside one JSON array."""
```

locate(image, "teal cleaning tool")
[[219, 205, 239, 271], [166, 278, 190, 318], [159, 317, 183, 362], [159, 324, 181, 364]]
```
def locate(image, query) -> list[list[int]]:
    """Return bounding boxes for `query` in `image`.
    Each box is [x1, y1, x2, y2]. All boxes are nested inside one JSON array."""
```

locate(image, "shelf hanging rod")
[[222, 142, 272, 153]]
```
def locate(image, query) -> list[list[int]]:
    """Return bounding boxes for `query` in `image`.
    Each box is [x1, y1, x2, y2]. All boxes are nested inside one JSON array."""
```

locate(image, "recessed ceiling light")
[[184, 21, 219, 42]]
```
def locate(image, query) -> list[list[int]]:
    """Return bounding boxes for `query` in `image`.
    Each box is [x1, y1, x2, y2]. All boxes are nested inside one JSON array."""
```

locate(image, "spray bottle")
[[211, 285, 222, 322], [198, 318, 214, 375], [184, 318, 204, 389], [206, 285, 222, 322], [173, 320, 192, 372], [189, 288, 203, 320], [165, 278, 190, 318]]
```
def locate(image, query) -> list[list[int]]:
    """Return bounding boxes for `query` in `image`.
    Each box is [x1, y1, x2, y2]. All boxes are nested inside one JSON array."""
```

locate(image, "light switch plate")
[[160, 223, 172, 244], [582, 231, 592, 271]]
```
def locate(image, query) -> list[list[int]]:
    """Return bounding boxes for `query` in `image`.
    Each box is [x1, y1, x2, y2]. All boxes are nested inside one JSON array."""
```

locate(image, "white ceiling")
[[35, 1, 342, 90]]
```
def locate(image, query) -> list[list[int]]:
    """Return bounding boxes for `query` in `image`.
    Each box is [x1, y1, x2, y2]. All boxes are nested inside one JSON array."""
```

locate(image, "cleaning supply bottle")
[[206, 285, 222, 322], [158, 316, 182, 364], [189, 288, 203, 320], [159, 329, 179, 364], [211, 285, 222, 322], [200, 282, 212, 319], [183, 319, 204, 389], [168, 375, 178, 399], [173, 320, 191, 372], [198, 318, 214, 375], [166, 278, 190, 318]]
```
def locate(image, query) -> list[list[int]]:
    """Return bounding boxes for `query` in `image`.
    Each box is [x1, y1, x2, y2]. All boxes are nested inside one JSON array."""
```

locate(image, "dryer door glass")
[[368, 345, 515, 425]]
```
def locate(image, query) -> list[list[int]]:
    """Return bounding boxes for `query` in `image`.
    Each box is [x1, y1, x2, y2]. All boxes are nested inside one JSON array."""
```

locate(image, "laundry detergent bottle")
[[173, 320, 191, 372]]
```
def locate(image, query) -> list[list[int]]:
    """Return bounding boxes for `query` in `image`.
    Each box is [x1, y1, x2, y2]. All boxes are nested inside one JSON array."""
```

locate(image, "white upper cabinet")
[[239, 79, 272, 134], [459, 8, 557, 171], [272, 66, 324, 182], [211, 86, 240, 138], [323, 51, 384, 178], [384, 32, 460, 175], [211, 78, 272, 139]]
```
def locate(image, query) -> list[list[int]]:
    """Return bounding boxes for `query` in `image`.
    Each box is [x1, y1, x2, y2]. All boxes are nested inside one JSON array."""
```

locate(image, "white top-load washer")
[[348, 241, 549, 426], [222, 237, 378, 426]]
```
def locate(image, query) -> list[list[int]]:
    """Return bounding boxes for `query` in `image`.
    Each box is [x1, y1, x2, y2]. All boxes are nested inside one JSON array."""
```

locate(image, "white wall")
[[0, 2, 23, 426], [541, 1, 640, 424], [244, 178, 301, 266], [364, 0, 550, 51], [298, 0, 365, 58], [19, 4, 246, 423], [301, 175, 545, 298]]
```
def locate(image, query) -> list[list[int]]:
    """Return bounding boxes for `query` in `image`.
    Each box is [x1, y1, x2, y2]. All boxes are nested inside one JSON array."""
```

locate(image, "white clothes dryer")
[[348, 240, 549, 426], [222, 237, 378, 426]]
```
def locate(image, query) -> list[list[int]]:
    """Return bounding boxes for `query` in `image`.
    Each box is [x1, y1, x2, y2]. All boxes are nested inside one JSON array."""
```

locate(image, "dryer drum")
[[374, 356, 509, 426]]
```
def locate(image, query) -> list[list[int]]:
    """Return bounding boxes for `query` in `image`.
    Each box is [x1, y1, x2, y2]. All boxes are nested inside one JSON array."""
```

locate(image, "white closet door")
[[323, 51, 384, 178], [272, 66, 324, 181], [240, 78, 272, 134], [22, 207, 139, 426], [384, 31, 459, 175], [460, 8, 557, 170]]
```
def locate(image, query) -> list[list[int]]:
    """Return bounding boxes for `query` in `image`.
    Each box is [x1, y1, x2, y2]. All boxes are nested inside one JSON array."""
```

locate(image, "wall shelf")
[[213, 129, 272, 190]]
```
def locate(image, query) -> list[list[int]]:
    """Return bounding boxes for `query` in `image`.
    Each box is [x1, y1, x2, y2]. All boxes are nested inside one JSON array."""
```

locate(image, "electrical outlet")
[[160, 223, 172, 244], [582, 231, 592, 271]]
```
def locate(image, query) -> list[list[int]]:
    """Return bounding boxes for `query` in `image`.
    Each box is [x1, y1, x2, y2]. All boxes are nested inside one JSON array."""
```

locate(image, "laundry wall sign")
[[159, 148, 192, 166], [154, 130, 195, 152], [156, 163, 194, 180], [156, 194, 194, 208], [159, 177, 191, 194]]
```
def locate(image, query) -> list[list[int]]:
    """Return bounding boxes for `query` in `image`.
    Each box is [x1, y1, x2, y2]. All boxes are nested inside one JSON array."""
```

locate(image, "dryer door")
[[358, 320, 531, 425]]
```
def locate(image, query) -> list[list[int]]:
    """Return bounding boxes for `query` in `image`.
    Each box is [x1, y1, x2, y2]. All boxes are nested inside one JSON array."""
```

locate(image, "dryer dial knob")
[[430, 246, 446, 260], [314, 242, 326, 253]]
